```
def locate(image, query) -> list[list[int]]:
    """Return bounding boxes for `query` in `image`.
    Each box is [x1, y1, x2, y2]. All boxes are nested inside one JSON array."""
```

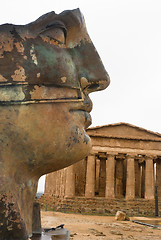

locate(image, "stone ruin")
[[44, 123, 161, 216]]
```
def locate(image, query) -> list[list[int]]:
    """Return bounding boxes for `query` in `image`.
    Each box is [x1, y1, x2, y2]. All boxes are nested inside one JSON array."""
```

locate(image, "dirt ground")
[[41, 211, 161, 240]]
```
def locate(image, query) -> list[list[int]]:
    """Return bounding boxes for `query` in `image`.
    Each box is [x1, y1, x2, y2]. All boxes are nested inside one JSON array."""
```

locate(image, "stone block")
[[115, 211, 130, 221]]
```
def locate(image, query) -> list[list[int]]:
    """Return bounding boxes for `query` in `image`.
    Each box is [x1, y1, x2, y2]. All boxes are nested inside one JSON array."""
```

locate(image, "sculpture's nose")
[[76, 41, 110, 94], [80, 75, 110, 95]]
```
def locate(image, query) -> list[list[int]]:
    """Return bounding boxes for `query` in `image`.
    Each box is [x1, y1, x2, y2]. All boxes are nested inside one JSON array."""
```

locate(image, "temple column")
[[135, 160, 141, 198], [145, 156, 154, 200], [115, 156, 124, 197], [126, 155, 135, 200], [99, 159, 106, 197], [123, 158, 127, 197], [95, 158, 100, 195], [156, 160, 161, 198], [55, 171, 59, 197], [141, 163, 145, 198], [85, 155, 95, 198], [105, 154, 115, 198], [65, 165, 75, 197]]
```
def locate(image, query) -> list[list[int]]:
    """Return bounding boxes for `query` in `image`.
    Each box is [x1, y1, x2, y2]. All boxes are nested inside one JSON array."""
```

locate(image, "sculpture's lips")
[[70, 109, 92, 129], [69, 95, 93, 128]]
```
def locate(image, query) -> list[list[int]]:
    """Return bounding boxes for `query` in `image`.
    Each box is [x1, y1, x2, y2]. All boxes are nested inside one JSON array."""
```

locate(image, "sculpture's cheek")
[[32, 43, 79, 88], [30, 103, 92, 175]]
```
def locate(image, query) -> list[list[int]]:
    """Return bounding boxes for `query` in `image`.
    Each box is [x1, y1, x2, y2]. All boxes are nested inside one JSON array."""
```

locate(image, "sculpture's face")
[[0, 9, 110, 176]]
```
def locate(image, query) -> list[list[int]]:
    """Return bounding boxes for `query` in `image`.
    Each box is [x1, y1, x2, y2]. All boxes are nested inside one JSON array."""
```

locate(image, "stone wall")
[[38, 194, 161, 217], [45, 168, 67, 196], [45, 159, 87, 197], [74, 159, 87, 196]]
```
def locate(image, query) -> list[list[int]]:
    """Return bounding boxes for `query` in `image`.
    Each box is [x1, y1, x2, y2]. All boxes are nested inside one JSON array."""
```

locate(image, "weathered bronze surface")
[[0, 9, 110, 239]]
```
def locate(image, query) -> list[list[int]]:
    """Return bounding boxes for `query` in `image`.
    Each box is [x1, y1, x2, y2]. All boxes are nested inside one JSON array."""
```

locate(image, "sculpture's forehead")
[[0, 9, 87, 42], [28, 8, 85, 31]]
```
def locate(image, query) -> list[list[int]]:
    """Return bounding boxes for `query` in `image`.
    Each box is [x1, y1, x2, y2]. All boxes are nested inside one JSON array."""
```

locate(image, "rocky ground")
[[41, 211, 161, 240]]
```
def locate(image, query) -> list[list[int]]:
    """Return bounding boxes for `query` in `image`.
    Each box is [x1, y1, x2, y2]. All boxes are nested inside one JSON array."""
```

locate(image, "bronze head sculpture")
[[0, 9, 110, 239]]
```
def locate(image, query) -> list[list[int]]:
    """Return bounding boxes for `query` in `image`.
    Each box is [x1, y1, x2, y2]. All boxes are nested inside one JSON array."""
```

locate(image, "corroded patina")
[[0, 9, 110, 239]]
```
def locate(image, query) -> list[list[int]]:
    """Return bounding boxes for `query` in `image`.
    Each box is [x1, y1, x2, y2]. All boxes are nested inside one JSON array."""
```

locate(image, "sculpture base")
[[31, 235, 66, 240], [31, 228, 70, 240]]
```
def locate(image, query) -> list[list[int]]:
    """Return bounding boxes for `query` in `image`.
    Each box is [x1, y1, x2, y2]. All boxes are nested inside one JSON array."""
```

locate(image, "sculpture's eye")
[[40, 27, 66, 45]]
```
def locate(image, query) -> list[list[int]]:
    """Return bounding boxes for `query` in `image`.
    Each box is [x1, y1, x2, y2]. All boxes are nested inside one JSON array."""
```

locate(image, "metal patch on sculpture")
[[29, 85, 81, 100], [0, 35, 14, 58], [11, 66, 27, 82], [0, 74, 7, 82], [0, 85, 25, 101], [30, 45, 38, 65]]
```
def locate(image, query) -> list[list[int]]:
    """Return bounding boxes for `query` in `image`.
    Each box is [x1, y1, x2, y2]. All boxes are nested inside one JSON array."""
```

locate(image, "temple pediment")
[[87, 122, 161, 141]]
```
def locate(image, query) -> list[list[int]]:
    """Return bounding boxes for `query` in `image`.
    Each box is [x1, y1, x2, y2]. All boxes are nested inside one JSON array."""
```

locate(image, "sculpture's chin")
[[33, 128, 92, 177]]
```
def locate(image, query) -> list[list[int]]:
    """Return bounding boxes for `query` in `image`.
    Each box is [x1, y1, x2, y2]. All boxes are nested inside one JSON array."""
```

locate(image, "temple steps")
[[37, 194, 161, 216]]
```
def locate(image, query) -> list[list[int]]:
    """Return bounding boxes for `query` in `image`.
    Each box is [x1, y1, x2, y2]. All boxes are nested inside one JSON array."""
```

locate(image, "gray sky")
[[1, 0, 161, 192]]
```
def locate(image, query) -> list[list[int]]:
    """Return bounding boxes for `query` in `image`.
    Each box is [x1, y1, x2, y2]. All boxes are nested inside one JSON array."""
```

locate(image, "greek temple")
[[45, 123, 161, 201]]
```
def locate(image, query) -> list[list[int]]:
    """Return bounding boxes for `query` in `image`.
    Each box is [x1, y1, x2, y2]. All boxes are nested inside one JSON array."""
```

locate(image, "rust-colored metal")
[[0, 9, 110, 239]]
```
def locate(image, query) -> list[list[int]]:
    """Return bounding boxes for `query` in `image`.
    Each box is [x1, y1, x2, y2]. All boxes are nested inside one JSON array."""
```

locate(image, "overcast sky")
[[1, 0, 161, 192]]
